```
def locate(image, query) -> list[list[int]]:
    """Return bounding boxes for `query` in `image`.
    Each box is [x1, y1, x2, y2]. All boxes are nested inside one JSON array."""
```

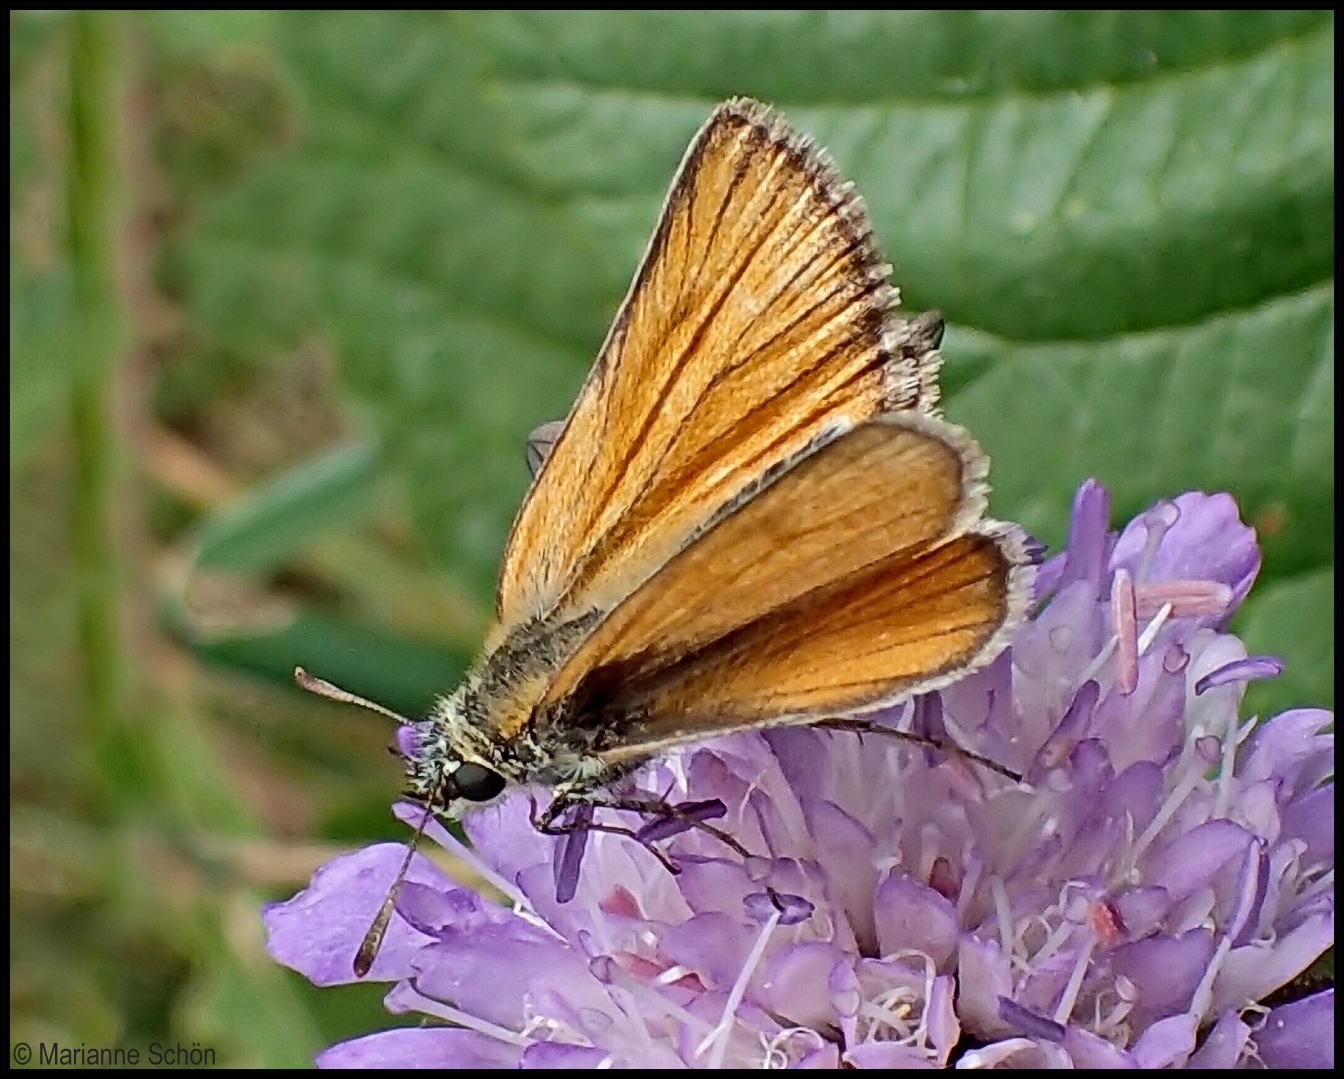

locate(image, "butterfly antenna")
[[293, 667, 435, 976], [294, 667, 411, 726], [353, 784, 442, 977]]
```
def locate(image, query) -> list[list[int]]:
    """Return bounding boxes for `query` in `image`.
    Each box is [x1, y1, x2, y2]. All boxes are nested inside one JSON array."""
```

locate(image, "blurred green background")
[[10, 11, 1333, 1067]]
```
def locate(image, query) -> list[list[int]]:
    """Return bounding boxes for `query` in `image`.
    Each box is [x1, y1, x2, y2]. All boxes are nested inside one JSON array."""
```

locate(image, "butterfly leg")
[[530, 788, 759, 868], [530, 790, 808, 920], [584, 794, 755, 861], [555, 793, 808, 921], [811, 716, 1022, 782], [529, 791, 682, 876]]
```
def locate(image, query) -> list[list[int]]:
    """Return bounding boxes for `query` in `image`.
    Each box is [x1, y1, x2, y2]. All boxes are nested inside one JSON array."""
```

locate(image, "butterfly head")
[[406, 739, 508, 817], [403, 689, 512, 815]]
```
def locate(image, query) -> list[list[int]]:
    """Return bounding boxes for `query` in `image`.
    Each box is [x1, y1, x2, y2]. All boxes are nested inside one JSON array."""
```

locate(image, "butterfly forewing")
[[496, 98, 937, 631]]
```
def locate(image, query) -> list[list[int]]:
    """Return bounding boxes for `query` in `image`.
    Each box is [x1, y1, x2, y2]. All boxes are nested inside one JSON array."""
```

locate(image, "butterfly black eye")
[[452, 762, 506, 803]]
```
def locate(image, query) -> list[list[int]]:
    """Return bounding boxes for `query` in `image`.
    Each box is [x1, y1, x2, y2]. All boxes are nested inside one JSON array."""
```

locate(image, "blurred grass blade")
[[189, 439, 381, 572], [67, 10, 130, 792], [191, 611, 467, 718], [169, 439, 469, 712]]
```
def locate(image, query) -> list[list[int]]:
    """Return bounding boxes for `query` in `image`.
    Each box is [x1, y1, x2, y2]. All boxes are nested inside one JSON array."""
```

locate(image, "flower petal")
[[1141, 820, 1254, 902], [1185, 1009, 1252, 1069], [315, 1027, 522, 1069], [802, 799, 878, 952], [1111, 491, 1259, 610], [759, 942, 847, 1028], [956, 937, 1015, 1039], [1058, 478, 1112, 598], [263, 844, 451, 985], [1280, 783, 1334, 867], [1061, 1024, 1138, 1067], [873, 872, 958, 966], [1109, 930, 1216, 1027], [274, 483, 1333, 1072], [1213, 911, 1334, 1011], [659, 912, 755, 990], [1242, 709, 1334, 797], [519, 1041, 610, 1068], [1254, 989, 1335, 1070], [413, 921, 592, 1030], [843, 1042, 937, 1068], [460, 791, 551, 886], [1130, 1012, 1197, 1068]]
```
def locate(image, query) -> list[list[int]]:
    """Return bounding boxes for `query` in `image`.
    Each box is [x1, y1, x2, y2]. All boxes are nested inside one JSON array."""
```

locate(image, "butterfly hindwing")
[[539, 412, 1002, 711], [527, 414, 1030, 760], [599, 528, 1025, 764]]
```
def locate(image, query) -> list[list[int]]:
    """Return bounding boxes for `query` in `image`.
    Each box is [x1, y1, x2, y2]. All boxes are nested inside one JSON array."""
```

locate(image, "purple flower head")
[[265, 484, 1333, 1068]]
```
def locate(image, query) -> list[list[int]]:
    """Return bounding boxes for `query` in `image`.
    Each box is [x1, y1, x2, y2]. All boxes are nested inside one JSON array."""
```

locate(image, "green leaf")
[[1236, 567, 1334, 718], [172, 11, 1332, 705], [473, 11, 1331, 99], [944, 284, 1335, 572], [146, 9, 278, 52]]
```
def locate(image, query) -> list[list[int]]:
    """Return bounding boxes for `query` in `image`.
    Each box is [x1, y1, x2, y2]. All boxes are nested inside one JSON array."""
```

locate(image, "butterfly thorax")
[[408, 610, 613, 804]]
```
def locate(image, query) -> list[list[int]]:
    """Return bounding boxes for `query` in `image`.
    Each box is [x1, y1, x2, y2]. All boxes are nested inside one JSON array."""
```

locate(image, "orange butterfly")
[[299, 98, 1032, 974]]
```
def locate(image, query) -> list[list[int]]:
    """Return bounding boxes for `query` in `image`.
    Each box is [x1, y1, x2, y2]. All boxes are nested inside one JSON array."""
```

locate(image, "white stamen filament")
[[1136, 602, 1173, 655], [696, 908, 780, 1067], [519, 1011, 586, 1048], [1075, 635, 1119, 692], [809, 905, 838, 943], [1030, 917, 1076, 970], [1026, 883, 1088, 968], [860, 991, 918, 1043], [1021, 912, 1054, 959], [862, 950, 938, 1051], [1108, 810, 1138, 886], [605, 983, 660, 1061], [760, 1028, 825, 1069], [1212, 698, 1243, 818], [601, 961, 714, 1035], [408, 991, 530, 1047], [1092, 982, 1135, 1038], [913, 951, 937, 1050], [1053, 934, 1096, 1025], [1002, 798, 1055, 876], [959, 1037, 1038, 1068], [653, 964, 693, 986], [1186, 933, 1234, 1023], [1128, 740, 1207, 870], [1235, 715, 1259, 748]]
